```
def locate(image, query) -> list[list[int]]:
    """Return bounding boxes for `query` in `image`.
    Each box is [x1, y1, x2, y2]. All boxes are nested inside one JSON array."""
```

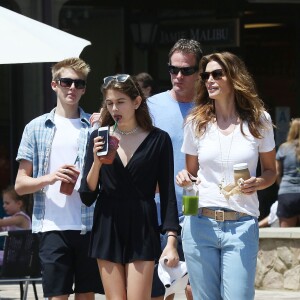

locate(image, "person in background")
[[14, 57, 103, 300], [276, 118, 300, 227], [135, 72, 156, 98], [148, 38, 203, 300], [0, 185, 31, 264], [258, 200, 279, 227], [79, 73, 180, 300], [256, 165, 279, 224], [0, 185, 31, 231], [176, 51, 276, 300]]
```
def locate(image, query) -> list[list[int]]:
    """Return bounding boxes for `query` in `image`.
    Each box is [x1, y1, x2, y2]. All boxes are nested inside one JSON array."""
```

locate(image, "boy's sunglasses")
[[168, 64, 199, 76], [103, 74, 140, 95], [56, 78, 86, 89], [200, 69, 224, 82]]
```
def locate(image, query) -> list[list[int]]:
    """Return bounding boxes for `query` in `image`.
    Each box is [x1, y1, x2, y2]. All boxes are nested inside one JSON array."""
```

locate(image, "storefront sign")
[[158, 19, 240, 48]]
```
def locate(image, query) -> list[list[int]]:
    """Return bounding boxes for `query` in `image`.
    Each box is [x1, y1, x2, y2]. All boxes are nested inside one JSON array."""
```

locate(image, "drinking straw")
[[74, 155, 79, 165], [113, 119, 119, 132]]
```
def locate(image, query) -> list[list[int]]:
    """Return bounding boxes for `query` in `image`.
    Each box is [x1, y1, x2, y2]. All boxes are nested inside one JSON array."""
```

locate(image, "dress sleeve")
[[157, 131, 180, 234], [79, 130, 100, 207]]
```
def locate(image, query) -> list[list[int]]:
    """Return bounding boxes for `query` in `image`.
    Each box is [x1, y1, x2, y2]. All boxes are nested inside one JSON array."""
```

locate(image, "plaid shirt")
[[16, 107, 94, 233]]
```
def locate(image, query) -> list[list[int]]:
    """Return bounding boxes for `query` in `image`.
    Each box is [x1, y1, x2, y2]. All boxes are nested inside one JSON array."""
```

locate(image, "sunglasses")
[[168, 64, 199, 76], [56, 78, 86, 89], [200, 69, 224, 82], [103, 74, 140, 96], [103, 74, 130, 87]]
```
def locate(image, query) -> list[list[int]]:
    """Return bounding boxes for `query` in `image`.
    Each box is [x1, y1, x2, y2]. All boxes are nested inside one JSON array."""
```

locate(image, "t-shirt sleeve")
[[258, 111, 275, 153], [276, 144, 285, 160], [181, 121, 198, 156]]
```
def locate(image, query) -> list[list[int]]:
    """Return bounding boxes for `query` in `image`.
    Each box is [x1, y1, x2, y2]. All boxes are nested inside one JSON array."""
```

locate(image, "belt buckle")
[[215, 210, 225, 222]]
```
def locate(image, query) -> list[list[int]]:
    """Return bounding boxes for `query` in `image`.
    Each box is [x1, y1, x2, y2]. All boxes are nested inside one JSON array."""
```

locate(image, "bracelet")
[[167, 234, 178, 239]]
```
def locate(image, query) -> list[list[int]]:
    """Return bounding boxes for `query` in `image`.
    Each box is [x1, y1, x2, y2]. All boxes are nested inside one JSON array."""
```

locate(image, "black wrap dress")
[[79, 127, 179, 263]]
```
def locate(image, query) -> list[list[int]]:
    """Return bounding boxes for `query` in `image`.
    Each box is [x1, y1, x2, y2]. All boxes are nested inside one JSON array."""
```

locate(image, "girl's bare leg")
[[126, 260, 155, 300], [98, 259, 126, 300]]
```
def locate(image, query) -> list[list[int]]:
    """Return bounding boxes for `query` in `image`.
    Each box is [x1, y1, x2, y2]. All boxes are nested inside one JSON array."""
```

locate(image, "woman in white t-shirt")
[[176, 52, 276, 300]]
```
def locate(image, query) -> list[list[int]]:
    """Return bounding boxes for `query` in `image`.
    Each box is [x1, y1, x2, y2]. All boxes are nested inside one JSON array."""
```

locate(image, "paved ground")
[[2, 283, 300, 300]]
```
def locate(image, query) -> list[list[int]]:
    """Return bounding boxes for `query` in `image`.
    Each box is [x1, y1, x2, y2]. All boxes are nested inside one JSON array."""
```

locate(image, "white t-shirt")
[[181, 112, 275, 217], [42, 114, 82, 231], [268, 201, 279, 227]]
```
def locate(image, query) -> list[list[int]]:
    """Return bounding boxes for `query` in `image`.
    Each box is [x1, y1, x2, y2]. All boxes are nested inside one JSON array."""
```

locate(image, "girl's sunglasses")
[[103, 74, 130, 86], [103, 74, 140, 95], [200, 69, 224, 82]]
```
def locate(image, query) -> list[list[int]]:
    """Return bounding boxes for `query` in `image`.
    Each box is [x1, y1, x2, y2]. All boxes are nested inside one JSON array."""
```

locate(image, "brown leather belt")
[[200, 207, 249, 222]]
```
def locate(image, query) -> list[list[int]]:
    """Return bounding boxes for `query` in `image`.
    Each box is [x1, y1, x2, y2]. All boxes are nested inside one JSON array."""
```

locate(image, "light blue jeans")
[[182, 208, 259, 300]]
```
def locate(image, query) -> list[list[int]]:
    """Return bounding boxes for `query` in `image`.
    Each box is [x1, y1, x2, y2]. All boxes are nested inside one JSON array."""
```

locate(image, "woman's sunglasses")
[[168, 64, 199, 76], [200, 69, 224, 82], [103, 74, 140, 95], [56, 78, 86, 89]]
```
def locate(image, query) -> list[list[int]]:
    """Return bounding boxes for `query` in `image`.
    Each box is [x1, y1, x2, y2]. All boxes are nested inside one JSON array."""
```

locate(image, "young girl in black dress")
[[79, 74, 180, 300]]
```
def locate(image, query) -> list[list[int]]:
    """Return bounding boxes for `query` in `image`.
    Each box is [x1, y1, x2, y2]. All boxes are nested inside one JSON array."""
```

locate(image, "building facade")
[[0, 0, 299, 187]]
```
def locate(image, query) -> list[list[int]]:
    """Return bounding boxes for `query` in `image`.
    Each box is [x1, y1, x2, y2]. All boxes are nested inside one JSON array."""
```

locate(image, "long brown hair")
[[189, 52, 273, 138], [100, 74, 154, 131]]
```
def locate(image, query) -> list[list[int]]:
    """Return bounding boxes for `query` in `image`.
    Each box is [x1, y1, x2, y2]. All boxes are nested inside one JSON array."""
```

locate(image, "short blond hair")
[[51, 57, 91, 81]]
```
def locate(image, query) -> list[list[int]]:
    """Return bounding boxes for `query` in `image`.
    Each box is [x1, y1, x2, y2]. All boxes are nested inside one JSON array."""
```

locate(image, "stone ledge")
[[256, 227, 300, 291], [259, 227, 300, 239]]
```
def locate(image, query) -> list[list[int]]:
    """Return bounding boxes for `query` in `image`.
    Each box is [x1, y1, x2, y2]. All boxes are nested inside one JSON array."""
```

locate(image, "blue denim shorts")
[[277, 193, 300, 218]]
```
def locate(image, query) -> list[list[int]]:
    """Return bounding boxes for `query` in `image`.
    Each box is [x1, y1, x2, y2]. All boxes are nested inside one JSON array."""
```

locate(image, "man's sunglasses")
[[200, 69, 224, 82], [103, 74, 140, 95], [56, 78, 86, 89], [168, 64, 199, 76]]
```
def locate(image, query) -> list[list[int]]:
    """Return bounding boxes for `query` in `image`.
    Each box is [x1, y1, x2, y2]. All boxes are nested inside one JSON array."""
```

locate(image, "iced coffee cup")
[[60, 166, 80, 196], [233, 163, 251, 185], [99, 131, 120, 165]]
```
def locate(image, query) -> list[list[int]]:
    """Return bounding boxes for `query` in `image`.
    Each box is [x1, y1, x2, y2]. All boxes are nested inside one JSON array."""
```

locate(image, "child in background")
[[0, 185, 31, 231], [0, 185, 32, 264], [258, 201, 279, 228]]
